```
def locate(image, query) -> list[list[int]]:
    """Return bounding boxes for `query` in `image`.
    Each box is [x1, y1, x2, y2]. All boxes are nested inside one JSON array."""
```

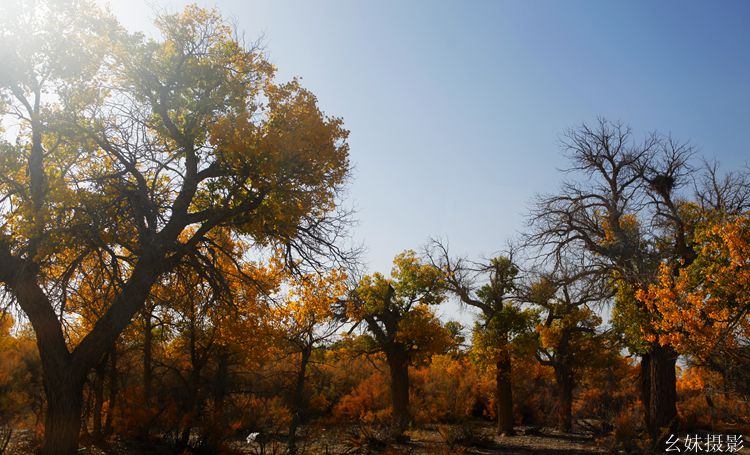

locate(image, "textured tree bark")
[[10, 270, 87, 455], [213, 351, 229, 418], [135, 310, 154, 440], [205, 351, 230, 451], [143, 311, 153, 406], [31, 254, 164, 454], [555, 363, 573, 432], [288, 347, 312, 453], [496, 345, 515, 435], [648, 344, 677, 440], [386, 348, 410, 438], [41, 372, 85, 455], [104, 347, 118, 436], [91, 356, 107, 442], [178, 322, 201, 452]]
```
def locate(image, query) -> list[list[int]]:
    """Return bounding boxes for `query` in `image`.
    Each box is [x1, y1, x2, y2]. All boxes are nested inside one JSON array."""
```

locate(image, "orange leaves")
[[600, 213, 641, 247], [269, 268, 348, 344], [637, 261, 715, 352], [0, 316, 40, 428], [333, 371, 390, 423], [0, 0, 352, 375], [636, 215, 750, 357], [536, 323, 559, 350], [394, 305, 453, 363]]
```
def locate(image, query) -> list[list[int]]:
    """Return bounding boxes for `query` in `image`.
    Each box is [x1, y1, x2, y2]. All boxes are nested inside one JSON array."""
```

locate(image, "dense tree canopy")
[[0, 2, 748, 454], [0, 1, 351, 453], [638, 213, 750, 358], [347, 250, 451, 437]]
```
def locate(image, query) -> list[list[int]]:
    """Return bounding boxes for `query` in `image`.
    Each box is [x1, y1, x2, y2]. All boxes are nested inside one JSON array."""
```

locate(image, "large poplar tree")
[[527, 119, 749, 443], [0, 2, 350, 453]]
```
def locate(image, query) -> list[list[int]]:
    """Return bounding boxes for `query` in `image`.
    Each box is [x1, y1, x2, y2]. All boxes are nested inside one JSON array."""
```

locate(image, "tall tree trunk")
[[386, 348, 410, 438], [143, 310, 153, 405], [91, 355, 107, 442], [206, 350, 230, 451], [178, 320, 202, 451], [103, 347, 118, 436], [288, 346, 312, 453], [496, 344, 514, 435], [648, 343, 677, 440], [41, 371, 85, 455], [179, 367, 202, 450], [14, 274, 88, 455], [555, 362, 573, 432], [5, 221, 167, 455], [138, 310, 153, 440], [213, 351, 229, 419]]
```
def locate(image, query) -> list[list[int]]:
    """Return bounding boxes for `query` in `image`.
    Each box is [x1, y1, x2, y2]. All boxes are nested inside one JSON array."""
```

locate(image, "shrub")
[[437, 422, 494, 449]]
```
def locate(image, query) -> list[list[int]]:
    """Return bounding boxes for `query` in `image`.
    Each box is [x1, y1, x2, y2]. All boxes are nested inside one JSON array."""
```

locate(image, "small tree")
[[348, 250, 450, 437], [523, 260, 609, 431], [426, 242, 535, 435], [270, 269, 348, 452]]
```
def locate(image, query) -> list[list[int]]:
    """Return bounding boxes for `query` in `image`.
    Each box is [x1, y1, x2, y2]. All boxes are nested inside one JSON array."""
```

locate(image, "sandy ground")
[[4, 422, 748, 454]]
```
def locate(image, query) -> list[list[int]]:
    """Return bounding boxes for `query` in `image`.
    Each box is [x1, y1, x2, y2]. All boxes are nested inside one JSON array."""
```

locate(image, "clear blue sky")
[[104, 0, 750, 286]]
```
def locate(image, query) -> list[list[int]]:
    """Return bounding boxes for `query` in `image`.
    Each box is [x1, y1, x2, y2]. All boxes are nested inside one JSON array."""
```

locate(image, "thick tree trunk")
[[143, 311, 153, 405], [137, 311, 153, 440], [205, 350, 230, 450], [288, 347, 312, 453], [1, 154, 183, 454], [12, 273, 88, 455], [178, 381, 197, 446], [22, 254, 163, 454], [91, 356, 107, 442], [178, 373, 199, 450], [213, 351, 229, 419], [386, 348, 410, 438], [178, 321, 203, 451], [496, 345, 514, 435], [555, 363, 573, 432], [647, 344, 677, 440], [41, 373, 85, 455]]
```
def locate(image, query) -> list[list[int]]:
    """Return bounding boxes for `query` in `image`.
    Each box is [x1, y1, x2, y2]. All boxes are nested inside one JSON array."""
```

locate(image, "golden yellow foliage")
[[637, 215, 750, 357]]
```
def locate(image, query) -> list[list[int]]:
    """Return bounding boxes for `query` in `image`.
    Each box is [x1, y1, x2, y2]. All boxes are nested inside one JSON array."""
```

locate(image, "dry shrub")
[[606, 404, 645, 453], [510, 359, 556, 425], [113, 385, 163, 437], [410, 355, 488, 424], [573, 355, 640, 429], [0, 427, 12, 454], [333, 371, 389, 424], [343, 423, 391, 453], [235, 395, 291, 434], [437, 422, 493, 449], [677, 366, 750, 433]]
